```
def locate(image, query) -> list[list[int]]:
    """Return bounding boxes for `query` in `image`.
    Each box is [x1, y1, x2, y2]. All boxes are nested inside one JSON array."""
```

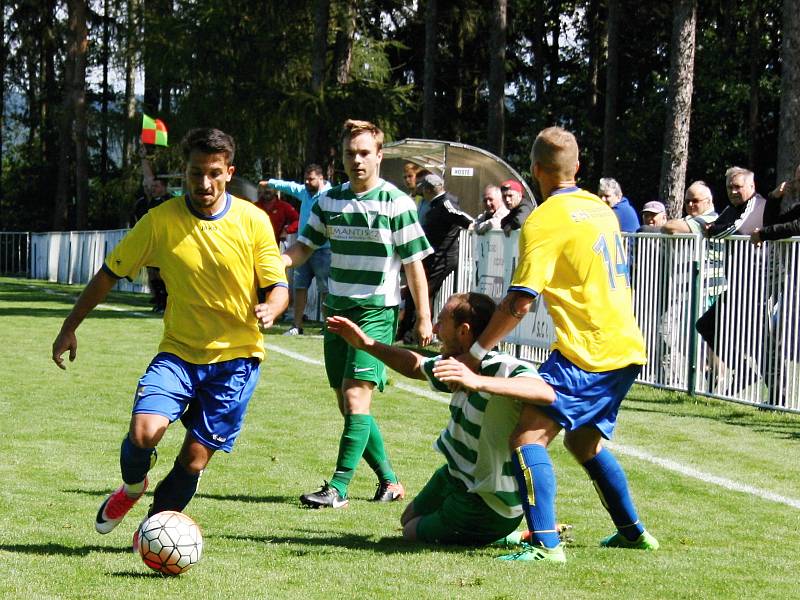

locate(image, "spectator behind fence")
[[403, 162, 422, 197], [650, 182, 720, 382], [749, 162, 800, 405], [499, 179, 534, 236], [255, 185, 299, 243], [660, 181, 718, 234], [396, 172, 474, 344], [415, 168, 433, 226], [640, 201, 667, 228], [751, 163, 800, 244], [473, 184, 509, 234], [695, 166, 765, 393], [598, 177, 640, 233], [262, 164, 331, 336], [132, 148, 172, 313]]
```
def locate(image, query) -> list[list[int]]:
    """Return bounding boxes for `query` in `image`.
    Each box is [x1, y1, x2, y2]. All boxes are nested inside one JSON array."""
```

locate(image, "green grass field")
[[2, 276, 800, 599]]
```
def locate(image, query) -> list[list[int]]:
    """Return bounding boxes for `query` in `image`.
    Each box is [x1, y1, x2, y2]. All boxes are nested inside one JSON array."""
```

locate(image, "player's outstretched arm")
[[255, 285, 289, 329], [404, 260, 432, 346], [51, 268, 117, 370], [432, 357, 555, 405], [326, 315, 426, 380], [282, 241, 313, 269]]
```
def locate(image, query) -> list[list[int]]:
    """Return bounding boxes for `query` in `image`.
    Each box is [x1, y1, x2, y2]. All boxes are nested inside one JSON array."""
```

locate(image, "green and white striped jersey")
[[422, 351, 542, 518], [299, 179, 432, 310]]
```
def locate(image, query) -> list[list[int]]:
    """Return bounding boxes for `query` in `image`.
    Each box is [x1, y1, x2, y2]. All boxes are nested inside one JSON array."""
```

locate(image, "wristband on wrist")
[[469, 341, 489, 361]]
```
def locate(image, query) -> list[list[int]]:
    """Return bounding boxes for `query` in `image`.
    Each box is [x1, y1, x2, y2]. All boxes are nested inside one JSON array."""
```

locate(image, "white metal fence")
[[3, 228, 799, 412]]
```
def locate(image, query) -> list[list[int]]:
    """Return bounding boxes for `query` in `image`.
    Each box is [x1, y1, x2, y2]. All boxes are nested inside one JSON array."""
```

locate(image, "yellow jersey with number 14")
[[509, 187, 646, 372]]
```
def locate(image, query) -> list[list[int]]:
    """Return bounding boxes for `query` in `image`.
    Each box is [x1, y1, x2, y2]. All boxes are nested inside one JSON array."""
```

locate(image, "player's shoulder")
[[148, 194, 183, 214], [319, 182, 352, 202], [230, 195, 271, 224], [481, 351, 540, 378]]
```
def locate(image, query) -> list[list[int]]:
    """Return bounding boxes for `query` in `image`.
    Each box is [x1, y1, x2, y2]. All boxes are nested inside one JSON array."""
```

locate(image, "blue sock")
[[119, 435, 157, 485], [512, 444, 560, 549], [582, 447, 644, 541], [149, 459, 201, 516]]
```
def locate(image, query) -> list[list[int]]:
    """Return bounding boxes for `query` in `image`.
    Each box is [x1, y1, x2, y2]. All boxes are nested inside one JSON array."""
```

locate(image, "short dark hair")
[[181, 128, 236, 164], [152, 176, 169, 187], [447, 292, 497, 339], [305, 164, 324, 176]]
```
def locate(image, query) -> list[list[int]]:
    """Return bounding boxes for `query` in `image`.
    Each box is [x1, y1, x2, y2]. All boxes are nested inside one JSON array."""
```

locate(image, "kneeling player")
[[326, 292, 555, 544]]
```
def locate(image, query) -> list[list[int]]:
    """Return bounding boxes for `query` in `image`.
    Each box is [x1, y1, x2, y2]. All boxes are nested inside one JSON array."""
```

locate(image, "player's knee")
[[402, 516, 420, 541], [128, 415, 168, 448], [400, 502, 417, 526], [563, 432, 602, 463], [341, 381, 373, 414], [177, 452, 209, 475]]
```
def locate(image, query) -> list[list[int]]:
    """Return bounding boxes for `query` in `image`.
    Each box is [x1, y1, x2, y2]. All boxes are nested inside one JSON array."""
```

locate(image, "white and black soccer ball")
[[136, 510, 203, 576]]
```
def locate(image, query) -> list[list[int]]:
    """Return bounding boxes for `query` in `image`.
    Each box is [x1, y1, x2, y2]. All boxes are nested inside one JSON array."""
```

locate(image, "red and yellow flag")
[[141, 114, 168, 146]]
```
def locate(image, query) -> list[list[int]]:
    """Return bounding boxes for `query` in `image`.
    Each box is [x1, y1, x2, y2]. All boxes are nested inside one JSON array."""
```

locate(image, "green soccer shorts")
[[411, 465, 522, 545], [323, 305, 398, 391]]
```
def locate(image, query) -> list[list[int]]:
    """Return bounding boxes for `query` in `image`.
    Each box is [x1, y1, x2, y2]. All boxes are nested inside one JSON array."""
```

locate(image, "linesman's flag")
[[141, 114, 168, 146]]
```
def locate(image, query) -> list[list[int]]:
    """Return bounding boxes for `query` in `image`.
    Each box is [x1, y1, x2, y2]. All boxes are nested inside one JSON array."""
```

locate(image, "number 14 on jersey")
[[593, 232, 630, 288]]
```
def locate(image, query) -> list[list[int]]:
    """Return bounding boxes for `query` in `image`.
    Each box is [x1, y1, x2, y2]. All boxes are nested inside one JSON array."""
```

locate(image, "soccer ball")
[[136, 510, 203, 576]]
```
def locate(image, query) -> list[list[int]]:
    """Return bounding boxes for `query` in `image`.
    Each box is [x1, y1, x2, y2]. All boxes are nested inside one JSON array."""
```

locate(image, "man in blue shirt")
[[598, 177, 639, 233], [263, 165, 332, 335]]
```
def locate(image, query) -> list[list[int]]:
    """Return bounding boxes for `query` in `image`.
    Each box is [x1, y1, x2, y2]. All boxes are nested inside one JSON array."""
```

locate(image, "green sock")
[[329, 414, 372, 497], [363, 417, 398, 484]]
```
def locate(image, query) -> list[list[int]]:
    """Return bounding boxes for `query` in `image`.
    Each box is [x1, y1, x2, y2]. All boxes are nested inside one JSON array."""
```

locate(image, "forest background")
[[1, 0, 799, 232]]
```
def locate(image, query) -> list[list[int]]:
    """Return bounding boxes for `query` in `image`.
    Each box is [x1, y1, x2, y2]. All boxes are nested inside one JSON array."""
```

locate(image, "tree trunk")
[[602, 0, 620, 176], [422, 0, 437, 137], [306, 0, 330, 164], [27, 47, 39, 148], [454, 8, 465, 142], [54, 42, 76, 230], [586, 0, 601, 112], [122, 0, 140, 171], [532, 0, 544, 102], [747, 0, 760, 170], [487, 0, 507, 156], [549, 0, 560, 95], [100, 0, 111, 181], [776, 0, 800, 183], [659, 0, 697, 218], [143, 0, 163, 113], [54, 0, 89, 230], [71, 0, 90, 229], [41, 0, 59, 217], [333, 0, 356, 85]]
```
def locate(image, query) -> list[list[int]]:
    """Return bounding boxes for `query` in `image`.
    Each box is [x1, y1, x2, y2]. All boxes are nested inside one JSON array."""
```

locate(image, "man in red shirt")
[[255, 185, 299, 242], [254, 185, 298, 334]]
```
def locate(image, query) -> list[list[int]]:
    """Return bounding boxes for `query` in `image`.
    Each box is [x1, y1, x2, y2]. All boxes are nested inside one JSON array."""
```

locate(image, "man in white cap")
[[640, 200, 667, 227]]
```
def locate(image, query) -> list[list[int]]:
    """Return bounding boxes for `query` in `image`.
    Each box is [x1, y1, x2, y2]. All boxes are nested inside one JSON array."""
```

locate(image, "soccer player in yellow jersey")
[[462, 126, 657, 562], [51, 128, 288, 541]]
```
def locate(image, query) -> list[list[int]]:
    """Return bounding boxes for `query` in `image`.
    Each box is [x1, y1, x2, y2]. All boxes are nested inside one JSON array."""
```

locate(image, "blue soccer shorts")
[[133, 352, 261, 452], [537, 350, 641, 439], [293, 247, 330, 293]]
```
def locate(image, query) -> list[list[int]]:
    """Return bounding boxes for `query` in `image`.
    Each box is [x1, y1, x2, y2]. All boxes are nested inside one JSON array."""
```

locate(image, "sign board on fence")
[[473, 231, 555, 349]]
